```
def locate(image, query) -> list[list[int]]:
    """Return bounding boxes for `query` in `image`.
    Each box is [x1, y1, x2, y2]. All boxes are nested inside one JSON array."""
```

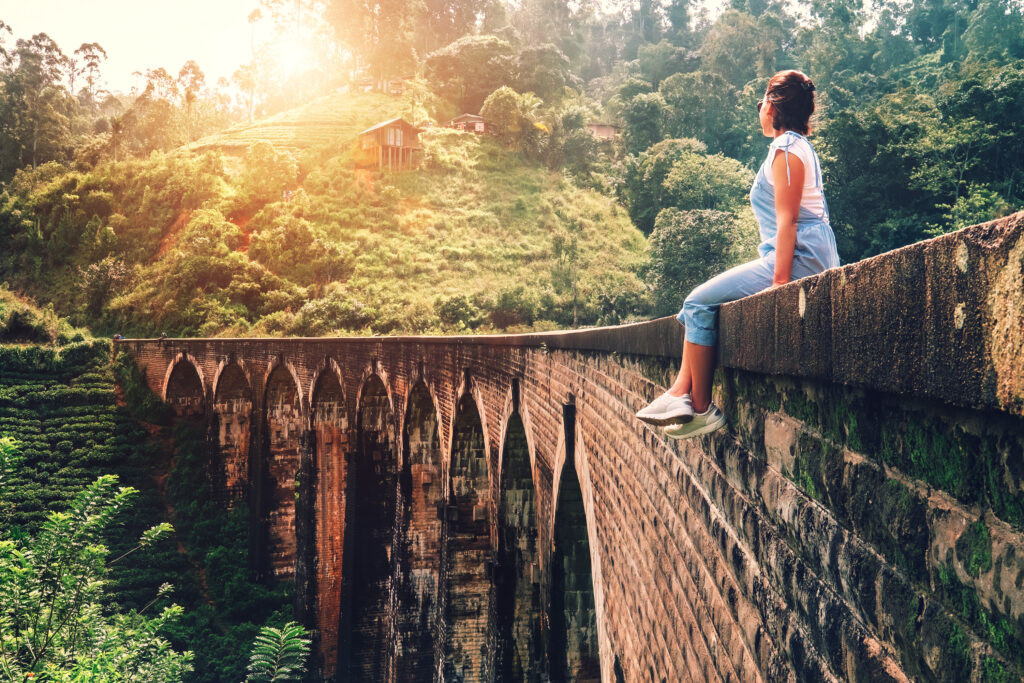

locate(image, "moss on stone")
[[936, 562, 1023, 669], [784, 388, 818, 427], [878, 478, 929, 582], [793, 432, 825, 501], [981, 656, 1011, 683], [956, 520, 993, 578], [632, 355, 679, 390], [945, 622, 972, 680]]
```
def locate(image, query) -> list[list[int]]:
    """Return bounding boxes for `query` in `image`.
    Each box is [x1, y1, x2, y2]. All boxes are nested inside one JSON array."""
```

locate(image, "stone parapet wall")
[[114, 212, 1024, 682]]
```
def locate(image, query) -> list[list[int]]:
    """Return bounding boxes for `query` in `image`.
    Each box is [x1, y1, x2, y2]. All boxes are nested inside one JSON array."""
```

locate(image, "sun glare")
[[277, 36, 311, 79]]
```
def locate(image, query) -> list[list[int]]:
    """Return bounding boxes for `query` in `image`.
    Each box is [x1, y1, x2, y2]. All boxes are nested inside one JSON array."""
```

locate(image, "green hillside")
[[186, 90, 396, 154], [0, 332, 292, 681], [0, 91, 649, 338]]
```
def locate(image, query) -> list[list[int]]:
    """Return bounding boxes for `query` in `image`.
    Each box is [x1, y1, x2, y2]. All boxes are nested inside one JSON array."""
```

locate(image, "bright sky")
[[2, 0, 735, 96], [1, 0, 262, 94]]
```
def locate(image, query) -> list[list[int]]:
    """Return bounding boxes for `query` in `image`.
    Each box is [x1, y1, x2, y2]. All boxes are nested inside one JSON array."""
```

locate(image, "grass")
[[187, 91, 397, 154]]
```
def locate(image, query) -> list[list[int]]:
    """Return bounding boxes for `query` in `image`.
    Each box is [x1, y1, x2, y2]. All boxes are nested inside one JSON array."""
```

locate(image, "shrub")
[[646, 208, 741, 315]]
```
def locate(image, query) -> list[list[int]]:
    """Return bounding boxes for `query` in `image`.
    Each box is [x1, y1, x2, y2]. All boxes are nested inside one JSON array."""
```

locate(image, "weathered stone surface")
[[721, 211, 1024, 417], [114, 213, 1024, 682]]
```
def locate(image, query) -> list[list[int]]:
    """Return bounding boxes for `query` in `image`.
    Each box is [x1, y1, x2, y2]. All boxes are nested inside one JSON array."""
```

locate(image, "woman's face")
[[758, 92, 774, 137]]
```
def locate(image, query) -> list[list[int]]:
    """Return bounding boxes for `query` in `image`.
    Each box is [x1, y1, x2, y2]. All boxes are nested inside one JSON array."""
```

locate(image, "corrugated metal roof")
[[359, 117, 420, 136]]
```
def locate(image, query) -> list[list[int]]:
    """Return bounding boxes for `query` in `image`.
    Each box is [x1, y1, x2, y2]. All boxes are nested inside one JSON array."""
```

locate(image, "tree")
[[637, 39, 695, 88], [962, 0, 1024, 61], [73, 42, 108, 108], [425, 35, 515, 113], [659, 71, 744, 156], [7, 33, 73, 169], [621, 137, 753, 234], [700, 10, 760, 89], [621, 91, 668, 155], [515, 44, 573, 102], [417, 0, 492, 54], [233, 63, 258, 122], [177, 60, 205, 142], [646, 208, 740, 315], [326, 0, 417, 84], [0, 439, 192, 680], [480, 86, 544, 156], [246, 621, 311, 682]]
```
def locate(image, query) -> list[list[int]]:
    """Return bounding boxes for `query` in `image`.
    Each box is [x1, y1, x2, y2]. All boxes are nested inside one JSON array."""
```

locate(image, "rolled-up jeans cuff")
[[684, 325, 716, 346]]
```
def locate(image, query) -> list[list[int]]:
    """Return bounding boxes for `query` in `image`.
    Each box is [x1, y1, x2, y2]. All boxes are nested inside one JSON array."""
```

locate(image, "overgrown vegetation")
[[0, 439, 193, 681], [0, 109, 650, 337], [0, 340, 293, 682], [4, 0, 1022, 338]]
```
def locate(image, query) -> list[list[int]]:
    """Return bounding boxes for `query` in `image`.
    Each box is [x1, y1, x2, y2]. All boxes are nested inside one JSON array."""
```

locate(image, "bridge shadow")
[[339, 374, 396, 681], [496, 411, 544, 681], [395, 381, 443, 680], [442, 390, 492, 681]]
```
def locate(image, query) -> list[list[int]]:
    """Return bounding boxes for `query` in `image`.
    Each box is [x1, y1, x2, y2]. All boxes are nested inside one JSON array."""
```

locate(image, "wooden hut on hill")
[[586, 122, 620, 140], [447, 113, 487, 133], [357, 117, 422, 171]]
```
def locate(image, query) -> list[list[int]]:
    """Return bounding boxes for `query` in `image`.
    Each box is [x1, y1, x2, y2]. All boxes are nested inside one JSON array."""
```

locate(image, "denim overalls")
[[677, 131, 840, 346]]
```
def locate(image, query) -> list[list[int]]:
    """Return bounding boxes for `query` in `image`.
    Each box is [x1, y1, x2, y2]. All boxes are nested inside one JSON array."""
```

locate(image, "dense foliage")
[[0, 440, 192, 681], [0, 104, 650, 337], [0, 335, 292, 683], [3, 1, 1021, 340]]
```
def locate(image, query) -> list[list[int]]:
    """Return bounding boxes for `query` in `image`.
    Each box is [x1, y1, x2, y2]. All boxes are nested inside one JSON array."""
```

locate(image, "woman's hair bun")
[[766, 70, 816, 134]]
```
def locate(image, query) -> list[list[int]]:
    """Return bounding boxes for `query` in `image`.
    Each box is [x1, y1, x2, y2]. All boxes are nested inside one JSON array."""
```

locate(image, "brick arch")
[[497, 382, 539, 477], [394, 380, 443, 680], [340, 372, 398, 682], [211, 360, 252, 503], [262, 359, 305, 414], [549, 401, 602, 682], [211, 358, 251, 401], [162, 353, 205, 416], [495, 406, 544, 679], [308, 357, 347, 413], [443, 386, 494, 681]]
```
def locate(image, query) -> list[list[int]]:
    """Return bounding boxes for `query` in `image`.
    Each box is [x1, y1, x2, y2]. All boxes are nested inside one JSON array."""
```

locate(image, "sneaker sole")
[[635, 411, 695, 426], [663, 413, 726, 440]]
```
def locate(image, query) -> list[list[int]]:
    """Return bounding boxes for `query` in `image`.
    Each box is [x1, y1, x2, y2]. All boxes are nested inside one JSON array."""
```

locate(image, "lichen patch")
[[955, 242, 969, 273], [987, 232, 1024, 414]]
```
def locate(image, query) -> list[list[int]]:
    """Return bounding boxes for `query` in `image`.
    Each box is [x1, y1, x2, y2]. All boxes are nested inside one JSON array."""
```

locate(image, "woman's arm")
[[770, 148, 805, 286]]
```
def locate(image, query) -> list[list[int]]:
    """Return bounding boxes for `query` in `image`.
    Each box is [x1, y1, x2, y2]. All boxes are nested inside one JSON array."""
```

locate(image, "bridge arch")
[[211, 360, 252, 503], [162, 353, 205, 416], [262, 361, 304, 579], [549, 401, 602, 682], [495, 382, 544, 680], [394, 379, 444, 680], [340, 372, 398, 682], [443, 381, 494, 681]]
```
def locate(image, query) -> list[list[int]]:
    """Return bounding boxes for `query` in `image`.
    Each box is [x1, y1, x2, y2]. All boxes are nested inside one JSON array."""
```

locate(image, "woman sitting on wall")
[[636, 70, 840, 439]]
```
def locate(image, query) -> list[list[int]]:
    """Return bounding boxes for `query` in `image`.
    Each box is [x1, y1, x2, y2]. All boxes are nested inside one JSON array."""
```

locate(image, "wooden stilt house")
[[357, 117, 422, 171], [447, 113, 487, 133]]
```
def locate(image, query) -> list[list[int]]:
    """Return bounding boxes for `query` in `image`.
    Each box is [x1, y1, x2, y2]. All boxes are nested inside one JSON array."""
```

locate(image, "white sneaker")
[[663, 403, 726, 440], [635, 391, 693, 425]]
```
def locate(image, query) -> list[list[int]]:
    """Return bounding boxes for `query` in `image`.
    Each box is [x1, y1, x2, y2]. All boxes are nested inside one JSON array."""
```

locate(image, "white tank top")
[[759, 131, 827, 221]]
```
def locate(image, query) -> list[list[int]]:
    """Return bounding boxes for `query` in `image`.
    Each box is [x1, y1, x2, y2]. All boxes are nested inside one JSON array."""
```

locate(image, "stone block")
[[830, 241, 928, 395]]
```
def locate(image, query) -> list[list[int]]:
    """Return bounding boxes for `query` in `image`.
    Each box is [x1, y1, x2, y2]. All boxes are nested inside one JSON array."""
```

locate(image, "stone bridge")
[[116, 213, 1024, 682]]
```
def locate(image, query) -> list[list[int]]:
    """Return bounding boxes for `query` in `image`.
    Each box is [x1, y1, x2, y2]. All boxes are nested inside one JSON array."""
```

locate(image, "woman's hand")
[[771, 147, 805, 286]]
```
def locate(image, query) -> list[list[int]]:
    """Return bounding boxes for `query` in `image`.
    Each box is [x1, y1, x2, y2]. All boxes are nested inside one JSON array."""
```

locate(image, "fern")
[[246, 621, 311, 682]]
